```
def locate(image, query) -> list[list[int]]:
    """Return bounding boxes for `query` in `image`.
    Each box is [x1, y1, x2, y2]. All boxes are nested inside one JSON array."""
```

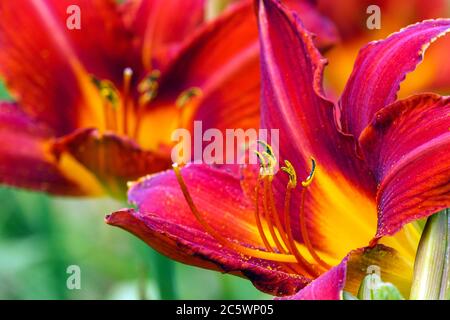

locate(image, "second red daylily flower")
[[0, 0, 337, 199], [107, 0, 449, 298], [317, 0, 450, 97]]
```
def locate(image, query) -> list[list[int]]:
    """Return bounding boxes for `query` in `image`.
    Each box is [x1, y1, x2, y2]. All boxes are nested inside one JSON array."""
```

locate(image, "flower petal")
[[0, 102, 99, 195], [149, 0, 340, 136], [285, 0, 339, 49], [279, 244, 413, 300], [317, 0, 449, 40], [106, 163, 311, 295], [123, 0, 205, 71], [340, 19, 450, 139], [148, 0, 260, 139], [0, 0, 133, 135], [52, 128, 171, 199], [359, 94, 450, 239], [257, 0, 376, 260], [277, 257, 347, 300], [322, 0, 450, 98], [127, 163, 265, 245]]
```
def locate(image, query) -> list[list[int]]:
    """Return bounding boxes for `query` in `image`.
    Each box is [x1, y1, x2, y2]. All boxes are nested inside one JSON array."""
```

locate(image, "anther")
[[301, 158, 316, 187], [138, 70, 161, 106], [91, 76, 120, 131], [281, 160, 297, 188], [255, 141, 277, 177], [134, 70, 161, 138], [92, 77, 120, 108], [176, 87, 202, 109]]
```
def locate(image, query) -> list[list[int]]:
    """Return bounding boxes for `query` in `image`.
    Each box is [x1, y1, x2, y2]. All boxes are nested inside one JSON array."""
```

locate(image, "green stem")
[[151, 250, 177, 300], [410, 209, 449, 300], [133, 238, 177, 300], [439, 209, 450, 299]]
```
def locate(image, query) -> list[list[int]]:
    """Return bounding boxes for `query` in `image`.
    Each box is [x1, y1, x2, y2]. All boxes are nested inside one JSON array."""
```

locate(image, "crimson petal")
[[123, 0, 205, 71], [340, 19, 450, 139], [359, 94, 450, 239], [278, 244, 413, 299], [0, 102, 92, 195], [0, 0, 134, 135], [257, 0, 376, 258], [52, 128, 171, 199], [107, 164, 310, 295]]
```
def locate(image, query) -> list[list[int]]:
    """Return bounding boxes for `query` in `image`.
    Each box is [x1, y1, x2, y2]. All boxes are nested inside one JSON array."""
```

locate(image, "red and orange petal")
[[127, 164, 264, 246], [149, 0, 261, 138], [0, 102, 98, 195], [52, 128, 171, 199], [359, 94, 450, 239], [340, 19, 450, 139], [284, 0, 339, 49], [122, 0, 205, 72], [257, 0, 378, 258], [148, 0, 340, 139], [107, 163, 311, 296], [0, 0, 134, 135], [317, 0, 449, 41]]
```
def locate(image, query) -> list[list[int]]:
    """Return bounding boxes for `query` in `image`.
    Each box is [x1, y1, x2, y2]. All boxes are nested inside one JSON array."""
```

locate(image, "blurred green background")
[[0, 84, 269, 300]]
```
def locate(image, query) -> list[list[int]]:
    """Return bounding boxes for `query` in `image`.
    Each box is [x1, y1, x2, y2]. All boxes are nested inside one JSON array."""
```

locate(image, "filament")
[[172, 164, 299, 264], [253, 177, 274, 251], [284, 184, 321, 277], [299, 186, 332, 270], [267, 178, 292, 253], [122, 68, 133, 135], [262, 177, 288, 254]]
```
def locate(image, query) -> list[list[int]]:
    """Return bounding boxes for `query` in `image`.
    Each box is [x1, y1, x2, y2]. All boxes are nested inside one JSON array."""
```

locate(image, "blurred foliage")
[[0, 188, 270, 300], [0, 83, 269, 300]]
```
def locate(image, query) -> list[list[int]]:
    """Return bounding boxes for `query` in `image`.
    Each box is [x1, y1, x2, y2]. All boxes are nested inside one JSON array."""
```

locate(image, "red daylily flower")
[[106, 0, 450, 298], [0, 0, 337, 198]]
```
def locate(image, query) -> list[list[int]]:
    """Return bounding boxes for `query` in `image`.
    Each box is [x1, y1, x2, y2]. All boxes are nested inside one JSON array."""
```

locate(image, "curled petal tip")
[[105, 209, 136, 225]]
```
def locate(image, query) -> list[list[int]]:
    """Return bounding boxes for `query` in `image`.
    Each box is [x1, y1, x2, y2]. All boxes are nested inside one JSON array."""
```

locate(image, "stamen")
[[92, 76, 120, 131], [256, 140, 277, 176], [283, 183, 321, 277], [253, 177, 274, 251], [175, 87, 202, 129], [138, 70, 161, 97], [122, 68, 133, 135], [172, 163, 299, 264], [281, 160, 321, 277], [134, 70, 161, 138], [301, 158, 316, 187], [176, 87, 202, 109], [266, 175, 308, 276], [255, 151, 304, 274], [262, 176, 288, 254], [267, 178, 291, 253], [299, 159, 331, 270]]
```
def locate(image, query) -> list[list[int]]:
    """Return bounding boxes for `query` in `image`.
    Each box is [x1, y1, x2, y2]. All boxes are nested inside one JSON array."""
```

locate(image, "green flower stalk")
[[410, 209, 450, 300]]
